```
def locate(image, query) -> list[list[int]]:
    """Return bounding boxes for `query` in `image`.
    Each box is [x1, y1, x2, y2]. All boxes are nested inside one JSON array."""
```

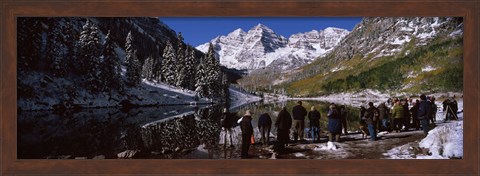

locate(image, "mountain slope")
[[17, 17, 210, 110], [284, 17, 463, 97], [197, 24, 349, 71]]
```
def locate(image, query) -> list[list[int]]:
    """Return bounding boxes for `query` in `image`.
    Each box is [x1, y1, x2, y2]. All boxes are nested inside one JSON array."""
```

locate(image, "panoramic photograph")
[[17, 17, 463, 159]]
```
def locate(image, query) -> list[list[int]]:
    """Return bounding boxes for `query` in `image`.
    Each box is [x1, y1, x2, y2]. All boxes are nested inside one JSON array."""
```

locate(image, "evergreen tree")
[[101, 30, 122, 90], [79, 19, 102, 91], [203, 43, 221, 98], [161, 41, 177, 85], [153, 56, 163, 83], [62, 18, 77, 73], [184, 46, 197, 90], [124, 31, 134, 65], [78, 19, 92, 73], [45, 20, 67, 77], [126, 50, 142, 87], [175, 32, 187, 88], [221, 72, 230, 103], [195, 58, 208, 98], [17, 18, 42, 71], [142, 55, 155, 81]]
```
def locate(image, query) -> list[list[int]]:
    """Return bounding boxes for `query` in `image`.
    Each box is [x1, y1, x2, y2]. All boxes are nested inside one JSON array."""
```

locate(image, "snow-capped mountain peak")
[[196, 24, 349, 70], [230, 28, 246, 36]]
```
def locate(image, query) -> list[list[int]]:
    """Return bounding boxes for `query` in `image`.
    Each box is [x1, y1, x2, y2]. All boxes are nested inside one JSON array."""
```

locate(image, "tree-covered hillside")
[[282, 17, 463, 97]]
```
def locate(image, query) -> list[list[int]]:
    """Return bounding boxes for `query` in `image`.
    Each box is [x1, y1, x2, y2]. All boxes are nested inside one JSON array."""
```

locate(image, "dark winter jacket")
[[403, 103, 411, 119], [442, 99, 450, 111], [327, 109, 342, 133], [308, 110, 321, 127], [451, 100, 458, 113], [392, 104, 404, 119], [363, 106, 378, 124], [240, 116, 253, 137], [292, 105, 307, 120], [276, 109, 292, 130], [258, 113, 272, 127], [222, 112, 235, 128], [327, 109, 339, 119], [378, 104, 388, 119], [410, 104, 419, 119], [429, 101, 437, 119], [417, 100, 431, 120], [359, 107, 366, 119]]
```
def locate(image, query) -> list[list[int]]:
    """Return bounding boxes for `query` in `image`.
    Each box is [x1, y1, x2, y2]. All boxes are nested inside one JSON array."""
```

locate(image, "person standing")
[[327, 104, 342, 142], [292, 101, 307, 143], [240, 110, 254, 158], [402, 99, 411, 131], [442, 98, 452, 122], [377, 102, 389, 132], [451, 96, 458, 120], [308, 106, 321, 143], [410, 100, 419, 130], [359, 106, 367, 126], [418, 94, 432, 135], [258, 113, 272, 146], [391, 99, 404, 133], [429, 97, 438, 124], [339, 105, 348, 135], [363, 102, 378, 141], [275, 107, 292, 153], [221, 108, 235, 147]]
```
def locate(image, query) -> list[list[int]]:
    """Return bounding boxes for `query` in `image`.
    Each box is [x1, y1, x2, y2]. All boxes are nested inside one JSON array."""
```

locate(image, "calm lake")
[[18, 100, 364, 159]]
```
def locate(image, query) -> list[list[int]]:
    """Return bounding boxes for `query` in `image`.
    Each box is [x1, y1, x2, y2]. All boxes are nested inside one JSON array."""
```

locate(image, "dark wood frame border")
[[1, 0, 478, 175]]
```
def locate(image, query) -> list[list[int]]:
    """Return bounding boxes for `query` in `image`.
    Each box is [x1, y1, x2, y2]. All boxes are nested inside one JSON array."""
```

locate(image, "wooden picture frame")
[[1, 0, 478, 175]]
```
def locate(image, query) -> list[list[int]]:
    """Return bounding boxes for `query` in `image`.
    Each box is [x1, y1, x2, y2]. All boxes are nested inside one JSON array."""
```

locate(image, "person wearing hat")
[[240, 110, 254, 158], [292, 101, 307, 143]]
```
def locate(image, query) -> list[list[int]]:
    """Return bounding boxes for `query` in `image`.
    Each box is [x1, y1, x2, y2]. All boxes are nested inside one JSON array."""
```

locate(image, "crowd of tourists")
[[221, 95, 459, 158]]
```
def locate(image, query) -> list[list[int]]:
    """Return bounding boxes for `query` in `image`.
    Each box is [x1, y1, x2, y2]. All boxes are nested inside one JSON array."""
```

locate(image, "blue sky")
[[160, 17, 362, 46]]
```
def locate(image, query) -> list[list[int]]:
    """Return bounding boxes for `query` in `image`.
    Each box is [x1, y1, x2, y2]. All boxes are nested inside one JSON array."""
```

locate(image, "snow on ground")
[[419, 120, 463, 158], [291, 89, 391, 107], [421, 65, 436, 72], [384, 99, 463, 159], [18, 72, 210, 110], [228, 86, 262, 110]]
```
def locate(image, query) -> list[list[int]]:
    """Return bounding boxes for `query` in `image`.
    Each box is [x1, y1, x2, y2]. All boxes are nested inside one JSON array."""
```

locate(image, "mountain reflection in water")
[[18, 100, 363, 159]]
